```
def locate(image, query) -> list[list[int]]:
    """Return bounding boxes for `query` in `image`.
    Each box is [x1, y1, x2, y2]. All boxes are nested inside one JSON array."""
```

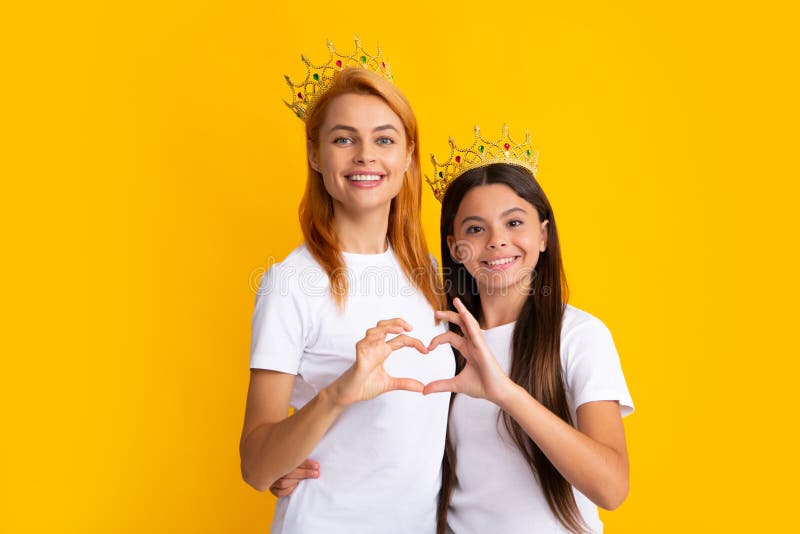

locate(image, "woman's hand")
[[423, 298, 515, 404], [327, 318, 429, 406], [269, 459, 319, 498]]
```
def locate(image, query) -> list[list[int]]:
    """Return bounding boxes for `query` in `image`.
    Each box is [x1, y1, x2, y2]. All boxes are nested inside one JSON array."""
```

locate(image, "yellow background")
[[3, 1, 798, 532]]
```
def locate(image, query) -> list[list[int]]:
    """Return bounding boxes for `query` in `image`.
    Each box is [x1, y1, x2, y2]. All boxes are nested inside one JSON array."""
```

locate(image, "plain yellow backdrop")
[[3, 0, 799, 532]]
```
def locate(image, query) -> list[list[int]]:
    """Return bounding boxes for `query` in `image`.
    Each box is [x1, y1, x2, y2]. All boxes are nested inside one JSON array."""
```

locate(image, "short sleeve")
[[249, 262, 310, 373], [563, 317, 634, 417]]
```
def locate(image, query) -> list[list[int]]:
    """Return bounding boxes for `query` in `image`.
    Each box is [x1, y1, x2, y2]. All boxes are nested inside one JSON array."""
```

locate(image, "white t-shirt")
[[447, 305, 634, 534], [250, 243, 455, 534]]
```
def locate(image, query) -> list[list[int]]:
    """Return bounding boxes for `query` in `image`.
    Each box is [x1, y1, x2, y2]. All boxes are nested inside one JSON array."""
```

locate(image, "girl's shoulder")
[[561, 304, 612, 342], [560, 305, 634, 417]]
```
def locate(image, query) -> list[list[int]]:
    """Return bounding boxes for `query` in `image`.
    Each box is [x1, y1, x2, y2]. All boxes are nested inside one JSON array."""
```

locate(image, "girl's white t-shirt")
[[447, 305, 634, 534], [250, 244, 455, 534]]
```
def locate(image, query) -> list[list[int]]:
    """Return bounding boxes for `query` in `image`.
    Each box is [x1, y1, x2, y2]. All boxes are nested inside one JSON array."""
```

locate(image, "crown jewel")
[[426, 124, 539, 202], [284, 37, 393, 121]]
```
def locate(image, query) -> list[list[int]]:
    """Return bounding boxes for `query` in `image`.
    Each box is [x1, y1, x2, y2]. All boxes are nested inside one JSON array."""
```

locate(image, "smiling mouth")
[[482, 256, 520, 267], [346, 174, 384, 182]]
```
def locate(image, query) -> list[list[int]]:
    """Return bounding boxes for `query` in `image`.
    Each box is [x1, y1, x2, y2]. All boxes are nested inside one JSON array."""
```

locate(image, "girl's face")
[[308, 93, 412, 216], [447, 183, 549, 295]]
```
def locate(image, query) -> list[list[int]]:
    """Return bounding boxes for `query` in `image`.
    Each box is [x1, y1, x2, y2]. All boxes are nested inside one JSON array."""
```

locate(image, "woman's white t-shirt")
[[250, 244, 455, 534], [447, 305, 634, 534]]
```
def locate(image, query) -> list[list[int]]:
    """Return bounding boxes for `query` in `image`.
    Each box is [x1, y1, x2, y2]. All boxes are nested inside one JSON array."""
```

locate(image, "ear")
[[307, 139, 320, 173], [446, 235, 460, 263], [404, 140, 415, 172], [540, 220, 550, 252]]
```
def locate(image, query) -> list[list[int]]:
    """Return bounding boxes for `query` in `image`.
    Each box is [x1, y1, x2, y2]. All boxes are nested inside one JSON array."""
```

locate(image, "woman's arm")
[[239, 370, 344, 492], [424, 299, 629, 510], [240, 318, 428, 492]]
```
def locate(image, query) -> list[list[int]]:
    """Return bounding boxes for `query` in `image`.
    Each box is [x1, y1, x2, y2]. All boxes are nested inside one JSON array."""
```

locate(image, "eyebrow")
[[326, 124, 399, 135], [459, 207, 528, 226]]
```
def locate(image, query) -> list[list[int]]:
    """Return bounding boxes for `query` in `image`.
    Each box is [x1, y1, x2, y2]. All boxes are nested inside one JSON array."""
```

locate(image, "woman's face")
[[309, 93, 412, 216], [447, 183, 548, 295]]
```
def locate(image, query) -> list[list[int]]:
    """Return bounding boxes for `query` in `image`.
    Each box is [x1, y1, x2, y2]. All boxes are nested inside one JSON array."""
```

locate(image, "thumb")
[[387, 377, 425, 394], [423, 378, 460, 395]]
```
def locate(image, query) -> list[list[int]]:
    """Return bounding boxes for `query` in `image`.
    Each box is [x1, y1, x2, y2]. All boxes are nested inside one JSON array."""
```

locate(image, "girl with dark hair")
[[271, 126, 633, 533], [425, 126, 634, 534]]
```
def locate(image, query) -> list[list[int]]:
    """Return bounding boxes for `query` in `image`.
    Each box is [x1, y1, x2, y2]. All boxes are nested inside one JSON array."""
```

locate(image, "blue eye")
[[333, 137, 353, 145], [376, 137, 394, 145]]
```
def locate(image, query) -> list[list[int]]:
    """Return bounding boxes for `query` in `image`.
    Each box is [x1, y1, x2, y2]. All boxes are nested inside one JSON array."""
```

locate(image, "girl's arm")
[[240, 318, 428, 491], [498, 388, 628, 510], [268, 459, 319, 497], [424, 298, 629, 510]]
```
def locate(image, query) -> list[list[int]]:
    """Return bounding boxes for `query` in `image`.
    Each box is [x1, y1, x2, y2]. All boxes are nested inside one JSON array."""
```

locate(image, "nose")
[[486, 227, 508, 249], [354, 142, 376, 164]]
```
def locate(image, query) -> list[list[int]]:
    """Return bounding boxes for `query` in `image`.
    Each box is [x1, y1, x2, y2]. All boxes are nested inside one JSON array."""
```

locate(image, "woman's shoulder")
[[259, 243, 328, 294], [273, 242, 317, 270]]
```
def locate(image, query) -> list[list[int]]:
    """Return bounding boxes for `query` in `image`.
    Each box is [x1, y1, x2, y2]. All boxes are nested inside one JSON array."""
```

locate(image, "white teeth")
[[486, 257, 516, 266], [348, 174, 382, 181]]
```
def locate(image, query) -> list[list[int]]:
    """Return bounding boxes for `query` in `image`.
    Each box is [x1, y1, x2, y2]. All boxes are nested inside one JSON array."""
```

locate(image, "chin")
[[479, 271, 533, 295]]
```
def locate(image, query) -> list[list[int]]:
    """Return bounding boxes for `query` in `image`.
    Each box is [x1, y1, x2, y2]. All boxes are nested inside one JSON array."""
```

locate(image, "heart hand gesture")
[[423, 298, 515, 405], [329, 318, 429, 406]]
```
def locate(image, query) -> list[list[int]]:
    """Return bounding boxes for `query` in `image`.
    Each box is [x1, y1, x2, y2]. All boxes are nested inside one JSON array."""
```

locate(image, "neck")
[[478, 286, 528, 329], [332, 202, 391, 254]]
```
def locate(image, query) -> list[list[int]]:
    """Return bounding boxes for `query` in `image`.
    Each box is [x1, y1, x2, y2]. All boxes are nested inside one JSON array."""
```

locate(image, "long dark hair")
[[436, 163, 587, 534]]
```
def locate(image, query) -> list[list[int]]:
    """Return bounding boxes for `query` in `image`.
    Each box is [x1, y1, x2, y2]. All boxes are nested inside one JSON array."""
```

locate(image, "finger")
[[427, 331, 467, 353], [366, 325, 404, 338], [296, 459, 319, 470], [280, 467, 320, 480], [386, 334, 429, 354], [376, 318, 413, 331], [269, 480, 300, 497], [434, 309, 463, 328], [365, 325, 404, 340], [270, 485, 296, 498], [271, 478, 299, 491], [387, 376, 425, 393], [452, 298, 481, 338], [423, 378, 462, 395]]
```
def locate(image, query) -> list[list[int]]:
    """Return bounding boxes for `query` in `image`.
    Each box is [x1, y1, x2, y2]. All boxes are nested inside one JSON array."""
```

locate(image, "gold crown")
[[426, 124, 539, 202], [283, 37, 394, 121]]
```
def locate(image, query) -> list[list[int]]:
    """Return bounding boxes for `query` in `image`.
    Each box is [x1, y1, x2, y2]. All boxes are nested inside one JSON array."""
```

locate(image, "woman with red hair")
[[239, 64, 455, 533]]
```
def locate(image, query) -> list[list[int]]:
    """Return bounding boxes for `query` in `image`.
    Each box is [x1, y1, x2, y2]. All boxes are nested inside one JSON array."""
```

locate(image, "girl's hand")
[[423, 298, 515, 404], [328, 318, 428, 406], [269, 459, 319, 498]]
